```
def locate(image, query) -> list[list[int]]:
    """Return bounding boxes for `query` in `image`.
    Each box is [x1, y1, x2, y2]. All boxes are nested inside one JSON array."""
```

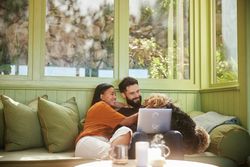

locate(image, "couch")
[[0, 95, 250, 167], [185, 111, 250, 167]]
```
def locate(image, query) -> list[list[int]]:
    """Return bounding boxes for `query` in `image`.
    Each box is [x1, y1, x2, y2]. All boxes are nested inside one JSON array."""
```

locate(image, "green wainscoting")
[[247, 0, 250, 132], [141, 91, 201, 113], [0, 88, 201, 121], [200, 88, 247, 128]]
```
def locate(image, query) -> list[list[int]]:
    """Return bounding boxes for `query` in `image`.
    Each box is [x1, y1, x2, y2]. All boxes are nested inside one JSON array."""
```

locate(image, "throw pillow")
[[208, 124, 250, 165], [38, 97, 80, 153], [27, 95, 48, 110], [1, 95, 48, 151], [0, 100, 4, 149]]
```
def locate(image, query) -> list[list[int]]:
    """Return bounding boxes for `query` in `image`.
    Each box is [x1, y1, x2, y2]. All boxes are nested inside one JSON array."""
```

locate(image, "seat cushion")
[[184, 152, 237, 167], [0, 148, 74, 161]]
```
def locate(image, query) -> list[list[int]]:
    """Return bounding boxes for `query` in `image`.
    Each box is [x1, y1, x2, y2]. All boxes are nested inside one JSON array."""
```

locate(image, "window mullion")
[[117, 0, 129, 81], [32, 0, 45, 81]]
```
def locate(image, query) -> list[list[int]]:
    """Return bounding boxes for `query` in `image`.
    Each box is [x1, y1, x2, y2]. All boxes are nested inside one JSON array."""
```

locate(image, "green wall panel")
[[201, 89, 247, 128], [0, 88, 201, 121]]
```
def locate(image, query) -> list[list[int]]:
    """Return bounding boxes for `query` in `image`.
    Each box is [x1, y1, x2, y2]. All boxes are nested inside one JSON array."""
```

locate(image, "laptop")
[[137, 108, 172, 134]]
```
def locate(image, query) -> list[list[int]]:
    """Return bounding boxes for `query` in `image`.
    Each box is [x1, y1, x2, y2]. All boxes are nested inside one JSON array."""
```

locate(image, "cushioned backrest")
[[208, 124, 250, 165], [189, 111, 250, 165], [0, 100, 4, 149], [38, 97, 80, 153], [1, 95, 48, 151]]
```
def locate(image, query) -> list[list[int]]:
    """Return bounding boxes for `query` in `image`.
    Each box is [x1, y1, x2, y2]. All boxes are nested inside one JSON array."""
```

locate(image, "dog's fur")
[[143, 93, 210, 154]]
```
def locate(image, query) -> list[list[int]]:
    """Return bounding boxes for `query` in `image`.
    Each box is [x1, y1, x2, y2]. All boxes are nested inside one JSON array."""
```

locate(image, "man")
[[117, 77, 184, 160], [117, 76, 141, 116]]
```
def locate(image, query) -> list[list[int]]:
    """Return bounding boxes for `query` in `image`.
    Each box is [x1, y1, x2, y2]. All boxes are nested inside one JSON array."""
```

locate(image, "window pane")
[[45, 0, 114, 77], [0, 0, 29, 76], [129, 0, 190, 79], [214, 0, 238, 83]]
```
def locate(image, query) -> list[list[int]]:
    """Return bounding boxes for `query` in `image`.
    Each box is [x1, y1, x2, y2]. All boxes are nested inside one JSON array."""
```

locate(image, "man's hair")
[[118, 77, 138, 93]]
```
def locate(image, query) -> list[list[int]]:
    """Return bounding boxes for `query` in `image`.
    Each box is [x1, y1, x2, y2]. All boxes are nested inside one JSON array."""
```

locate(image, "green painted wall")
[[0, 88, 200, 121], [200, 88, 244, 125], [247, 0, 250, 132], [200, 0, 248, 128]]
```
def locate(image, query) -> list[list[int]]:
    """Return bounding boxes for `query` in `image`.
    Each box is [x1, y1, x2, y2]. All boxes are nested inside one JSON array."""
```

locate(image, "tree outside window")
[[45, 0, 114, 77], [213, 0, 238, 84], [129, 0, 190, 79], [0, 0, 29, 76]]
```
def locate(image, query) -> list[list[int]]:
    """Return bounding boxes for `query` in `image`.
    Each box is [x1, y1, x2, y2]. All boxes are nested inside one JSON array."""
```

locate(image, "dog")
[[143, 93, 210, 154]]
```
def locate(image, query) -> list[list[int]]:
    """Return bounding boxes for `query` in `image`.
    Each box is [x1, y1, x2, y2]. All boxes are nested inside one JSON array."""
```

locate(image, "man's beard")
[[126, 96, 142, 109]]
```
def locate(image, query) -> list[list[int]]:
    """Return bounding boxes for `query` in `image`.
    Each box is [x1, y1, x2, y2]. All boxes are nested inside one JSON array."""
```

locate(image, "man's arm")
[[117, 107, 139, 117]]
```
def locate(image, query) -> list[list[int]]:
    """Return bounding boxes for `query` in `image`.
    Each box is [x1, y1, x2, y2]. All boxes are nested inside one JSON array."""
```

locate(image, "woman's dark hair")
[[91, 83, 114, 106], [118, 77, 138, 93]]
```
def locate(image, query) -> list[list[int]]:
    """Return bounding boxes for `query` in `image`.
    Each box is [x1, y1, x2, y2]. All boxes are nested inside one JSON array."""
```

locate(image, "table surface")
[[74, 159, 218, 167]]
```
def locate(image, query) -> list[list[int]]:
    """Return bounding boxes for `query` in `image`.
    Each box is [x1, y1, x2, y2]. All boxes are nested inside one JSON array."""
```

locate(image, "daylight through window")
[[0, 0, 29, 76], [45, 0, 114, 77], [213, 0, 238, 84], [129, 0, 190, 79]]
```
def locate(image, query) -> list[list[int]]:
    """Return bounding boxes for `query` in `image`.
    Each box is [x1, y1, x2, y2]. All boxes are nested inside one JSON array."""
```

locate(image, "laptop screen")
[[137, 108, 172, 134]]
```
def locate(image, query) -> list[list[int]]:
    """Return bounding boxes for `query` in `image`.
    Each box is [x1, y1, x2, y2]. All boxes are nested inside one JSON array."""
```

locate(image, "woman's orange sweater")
[[76, 101, 126, 142]]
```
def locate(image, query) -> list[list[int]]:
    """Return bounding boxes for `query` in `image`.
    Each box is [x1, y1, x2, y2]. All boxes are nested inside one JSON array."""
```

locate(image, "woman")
[[75, 83, 138, 159]]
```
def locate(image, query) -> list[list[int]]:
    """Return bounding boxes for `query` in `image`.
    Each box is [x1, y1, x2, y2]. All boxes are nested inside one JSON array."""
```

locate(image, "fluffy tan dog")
[[143, 93, 210, 154]]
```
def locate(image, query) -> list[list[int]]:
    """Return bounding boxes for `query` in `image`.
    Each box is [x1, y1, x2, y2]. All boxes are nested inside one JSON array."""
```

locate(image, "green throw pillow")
[[208, 124, 250, 165], [38, 97, 80, 153], [1, 95, 48, 151], [0, 100, 4, 149]]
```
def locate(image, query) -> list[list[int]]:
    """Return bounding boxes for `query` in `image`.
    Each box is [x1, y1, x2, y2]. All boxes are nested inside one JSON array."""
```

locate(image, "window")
[[0, 0, 29, 76], [0, 0, 199, 90], [212, 0, 238, 84], [45, 0, 114, 77], [129, 0, 190, 79]]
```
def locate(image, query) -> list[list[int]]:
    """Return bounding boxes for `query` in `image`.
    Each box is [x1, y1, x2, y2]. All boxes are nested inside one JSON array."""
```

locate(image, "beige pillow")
[[1, 95, 48, 151], [38, 97, 80, 153]]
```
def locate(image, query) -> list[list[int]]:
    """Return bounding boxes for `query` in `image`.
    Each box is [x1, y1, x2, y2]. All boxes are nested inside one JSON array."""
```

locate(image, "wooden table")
[[75, 159, 218, 167]]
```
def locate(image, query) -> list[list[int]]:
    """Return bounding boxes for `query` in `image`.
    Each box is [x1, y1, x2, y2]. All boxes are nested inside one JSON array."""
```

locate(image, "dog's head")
[[143, 93, 172, 108]]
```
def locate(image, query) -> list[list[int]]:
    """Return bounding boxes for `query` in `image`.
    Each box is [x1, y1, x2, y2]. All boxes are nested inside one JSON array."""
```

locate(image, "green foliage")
[[129, 37, 163, 69], [2, 0, 28, 22], [129, 37, 176, 79], [0, 64, 11, 75], [0, 42, 11, 75], [140, 7, 153, 25], [157, 0, 171, 11], [216, 43, 238, 83], [150, 54, 169, 78], [129, 0, 189, 79]]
